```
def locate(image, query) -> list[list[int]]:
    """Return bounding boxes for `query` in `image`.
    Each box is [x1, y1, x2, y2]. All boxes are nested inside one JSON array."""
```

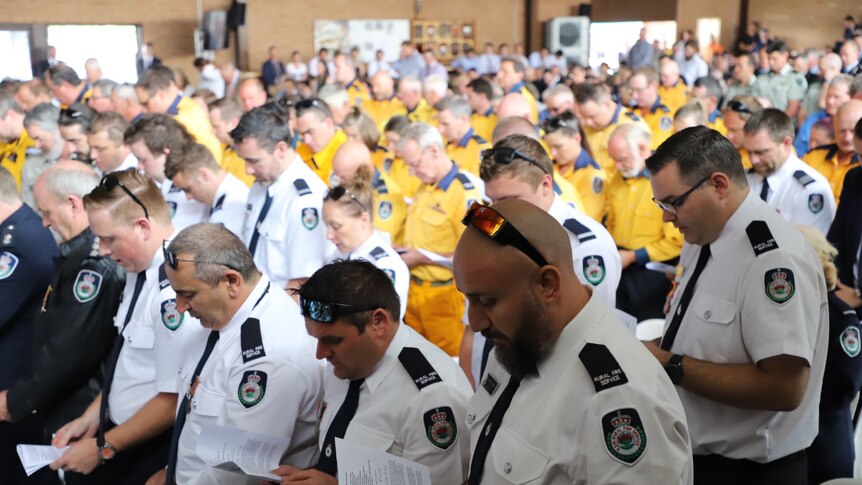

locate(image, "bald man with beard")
[[455, 199, 692, 484], [331, 141, 406, 243]]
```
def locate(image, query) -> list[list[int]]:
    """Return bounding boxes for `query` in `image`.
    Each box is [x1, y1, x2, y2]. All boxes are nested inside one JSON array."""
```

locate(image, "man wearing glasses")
[[274, 259, 472, 484], [743, 109, 835, 235], [645, 126, 828, 485], [230, 105, 328, 297], [50, 169, 208, 483], [155, 223, 322, 485], [454, 199, 692, 484]]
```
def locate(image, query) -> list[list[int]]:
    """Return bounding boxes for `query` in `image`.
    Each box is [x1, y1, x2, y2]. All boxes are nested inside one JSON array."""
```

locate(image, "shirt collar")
[[610, 103, 623, 125], [347, 231, 383, 261], [60, 227, 94, 257], [573, 149, 599, 170], [217, 275, 272, 351], [436, 162, 460, 191], [650, 96, 664, 114], [508, 81, 525, 94], [74, 84, 91, 103], [364, 323, 411, 393], [484, 107, 494, 117], [166, 94, 183, 116], [535, 288, 606, 379], [710, 189, 757, 262], [708, 109, 720, 124], [457, 127, 475, 148]]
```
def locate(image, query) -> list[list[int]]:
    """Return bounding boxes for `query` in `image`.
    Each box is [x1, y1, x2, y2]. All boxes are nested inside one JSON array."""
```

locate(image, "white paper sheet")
[[16, 444, 68, 476], [196, 424, 290, 482], [417, 249, 453, 269], [336, 438, 431, 485]]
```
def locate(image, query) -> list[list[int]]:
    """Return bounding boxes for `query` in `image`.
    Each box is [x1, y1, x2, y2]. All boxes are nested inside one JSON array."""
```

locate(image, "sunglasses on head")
[[99, 173, 149, 219], [543, 116, 573, 133], [326, 186, 368, 213], [161, 240, 240, 271], [481, 147, 550, 175], [462, 202, 549, 267], [727, 100, 753, 115], [299, 296, 382, 323]]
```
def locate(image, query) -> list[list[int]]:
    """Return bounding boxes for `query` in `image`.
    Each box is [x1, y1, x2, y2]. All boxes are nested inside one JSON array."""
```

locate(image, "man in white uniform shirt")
[[50, 170, 208, 483], [124, 114, 209, 232], [230, 104, 328, 294], [150, 223, 322, 485], [87, 112, 138, 176], [165, 142, 249, 237], [743, 108, 835, 235], [274, 259, 472, 484], [646, 126, 828, 484], [454, 199, 693, 484]]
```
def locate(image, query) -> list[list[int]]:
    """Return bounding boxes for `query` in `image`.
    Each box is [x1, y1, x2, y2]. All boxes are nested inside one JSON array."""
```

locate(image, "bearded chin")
[[494, 292, 555, 379]]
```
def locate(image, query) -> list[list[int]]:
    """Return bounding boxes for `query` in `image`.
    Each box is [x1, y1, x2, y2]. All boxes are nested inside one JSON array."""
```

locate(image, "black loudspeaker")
[[578, 4, 592, 17], [228, 1, 246, 27]]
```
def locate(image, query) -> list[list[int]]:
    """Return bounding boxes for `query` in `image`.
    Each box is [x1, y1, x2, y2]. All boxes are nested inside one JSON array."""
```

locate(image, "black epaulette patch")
[[793, 170, 815, 187], [746, 220, 779, 257], [624, 111, 641, 122], [369, 247, 388, 261], [158, 265, 170, 289], [398, 347, 442, 390], [168, 183, 182, 194], [659, 105, 670, 113], [374, 177, 389, 194], [241, 318, 266, 363], [579, 343, 629, 393], [293, 179, 312, 196], [0, 224, 15, 247], [563, 218, 597, 243], [454, 173, 474, 190], [471, 134, 487, 144]]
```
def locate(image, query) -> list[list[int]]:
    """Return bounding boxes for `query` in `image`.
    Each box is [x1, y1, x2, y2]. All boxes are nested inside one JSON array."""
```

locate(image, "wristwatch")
[[98, 441, 118, 463], [664, 354, 684, 384]]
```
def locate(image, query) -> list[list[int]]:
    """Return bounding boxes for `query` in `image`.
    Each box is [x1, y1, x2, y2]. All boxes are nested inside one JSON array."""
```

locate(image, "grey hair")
[[42, 165, 100, 199], [168, 223, 259, 286], [398, 122, 445, 151], [611, 123, 652, 157], [398, 76, 422, 93], [0, 167, 20, 204], [113, 83, 139, 103], [422, 75, 448, 98], [435, 95, 472, 118], [24, 103, 60, 132], [318, 84, 350, 108], [0, 91, 23, 118], [93, 79, 118, 97], [542, 84, 574, 103]]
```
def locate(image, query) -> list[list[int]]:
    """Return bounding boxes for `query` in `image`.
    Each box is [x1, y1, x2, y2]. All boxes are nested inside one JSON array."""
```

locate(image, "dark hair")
[[480, 134, 552, 187], [229, 104, 293, 151], [766, 40, 790, 54], [743, 108, 794, 143], [47, 64, 83, 86], [296, 259, 401, 330], [169, 223, 259, 286], [124, 113, 193, 157], [383, 115, 411, 134], [165, 141, 219, 179], [59, 102, 96, 130], [135, 65, 176, 94], [467, 78, 494, 99], [693, 76, 721, 99], [646, 126, 747, 188]]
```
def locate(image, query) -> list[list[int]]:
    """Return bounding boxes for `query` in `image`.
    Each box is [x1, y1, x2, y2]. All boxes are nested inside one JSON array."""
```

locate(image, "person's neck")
[[206, 171, 228, 205], [214, 275, 260, 331], [63, 219, 91, 243], [0, 200, 23, 223]]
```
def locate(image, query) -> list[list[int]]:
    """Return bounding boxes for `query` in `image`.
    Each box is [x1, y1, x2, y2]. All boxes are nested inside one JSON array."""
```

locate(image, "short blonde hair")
[[796, 225, 838, 291], [83, 168, 172, 225]]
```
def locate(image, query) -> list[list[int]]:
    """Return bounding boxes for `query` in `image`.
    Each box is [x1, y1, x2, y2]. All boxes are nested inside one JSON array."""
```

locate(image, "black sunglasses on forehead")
[[161, 240, 240, 272], [727, 100, 753, 115], [99, 173, 150, 220], [326, 186, 368, 213], [299, 296, 382, 323], [481, 147, 551, 175]]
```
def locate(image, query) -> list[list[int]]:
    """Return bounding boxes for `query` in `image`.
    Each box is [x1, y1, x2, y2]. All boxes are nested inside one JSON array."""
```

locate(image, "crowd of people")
[[1, 15, 862, 485]]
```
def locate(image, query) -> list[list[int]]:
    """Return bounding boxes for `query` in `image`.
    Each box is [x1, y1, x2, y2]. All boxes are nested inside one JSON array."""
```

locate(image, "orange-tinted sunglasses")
[[461, 202, 549, 267]]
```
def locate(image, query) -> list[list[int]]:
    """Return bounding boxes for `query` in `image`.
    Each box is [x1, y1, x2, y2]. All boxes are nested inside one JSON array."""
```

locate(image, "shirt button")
[[703, 310, 712, 319], [466, 414, 475, 424], [504, 462, 512, 474]]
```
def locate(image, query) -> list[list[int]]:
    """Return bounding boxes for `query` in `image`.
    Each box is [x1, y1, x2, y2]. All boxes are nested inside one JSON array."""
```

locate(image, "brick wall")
[[749, 0, 862, 52]]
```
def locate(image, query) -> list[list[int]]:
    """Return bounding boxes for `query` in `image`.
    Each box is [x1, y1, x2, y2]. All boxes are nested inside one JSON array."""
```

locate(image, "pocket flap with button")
[[127, 325, 155, 349], [259, 219, 285, 242], [690, 293, 737, 325], [344, 422, 395, 453], [491, 426, 549, 484], [192, 385, 223, 417]]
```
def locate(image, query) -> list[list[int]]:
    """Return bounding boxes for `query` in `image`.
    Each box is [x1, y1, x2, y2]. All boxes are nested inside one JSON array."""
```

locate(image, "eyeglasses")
[[461, 202, 549, 267], [727, 100, 753, 115], [99, 173, 149, 219], [299, 296, 382, 323], [326, 186, 368, 213], [651, 174, 712, 214], [162, 240, 240, 271], [481, 147, 551, 175]]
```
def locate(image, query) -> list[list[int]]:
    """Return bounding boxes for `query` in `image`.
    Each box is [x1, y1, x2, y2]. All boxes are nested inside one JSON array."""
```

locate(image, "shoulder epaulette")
[[293, 179, 312, 196], [241, 317, 266, 363], [578, 343, 629, 393], [398, 347, 442, 390], [168, 184, 182, 194], [471, 134, 487, 144], [793, 170, 815, 187], [374, 177, 389, 194], [454, 173, 475, 190], [158, 265, 170, 289], [369, 247, 388, 261], [659, 104, 670, 113], [623, 111, 641, 122], [0, 224, 15, 248], [563, 218, 597, 243], [745, 220, 779, 257]]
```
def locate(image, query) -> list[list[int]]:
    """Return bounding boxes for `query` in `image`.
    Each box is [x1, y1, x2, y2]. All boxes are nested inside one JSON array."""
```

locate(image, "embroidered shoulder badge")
[[602, 408, 647, 466], [160, 299, 184, 330], [73, 269, 103, 303], [237, 370, 268, 408], [302, 207, 319, 230], [841, 326, 861, 358], [0, 252, 19, 280], [424, 406, 458, 450], [764, 268, 795, 304], [583, 255, 606, 286]]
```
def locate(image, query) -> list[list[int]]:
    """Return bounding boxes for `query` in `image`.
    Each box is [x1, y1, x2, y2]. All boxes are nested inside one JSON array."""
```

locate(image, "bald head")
[[496, 93, 532, 121], [331, 141, 374, 183], [836, 99, 862, 153], [492, 116, 540, 143]]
